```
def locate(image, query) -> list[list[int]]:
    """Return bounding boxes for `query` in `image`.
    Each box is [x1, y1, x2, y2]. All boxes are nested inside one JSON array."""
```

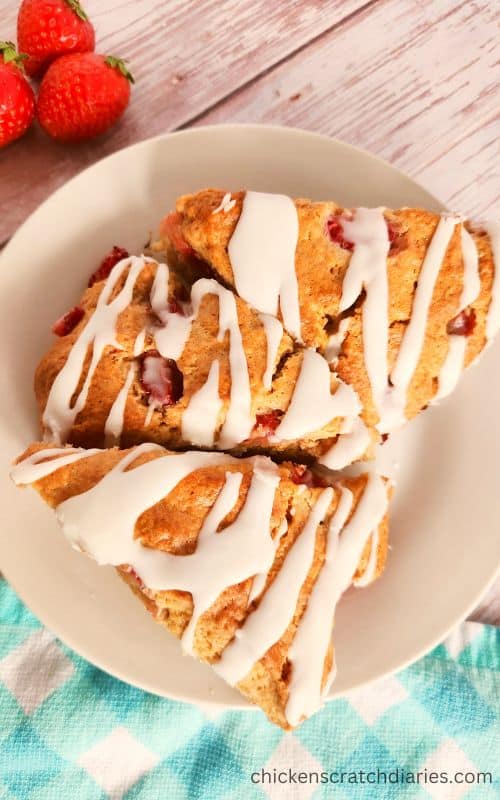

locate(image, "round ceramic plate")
[[0, 125, 498, 711]]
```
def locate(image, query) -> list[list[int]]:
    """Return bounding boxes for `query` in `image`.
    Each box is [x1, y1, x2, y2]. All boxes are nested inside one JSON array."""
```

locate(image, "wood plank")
[[198, 0, 500, 218], [0, 0, 367, 241]]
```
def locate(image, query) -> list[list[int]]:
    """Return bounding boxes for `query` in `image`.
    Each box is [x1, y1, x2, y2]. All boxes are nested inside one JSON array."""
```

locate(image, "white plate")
[[0, 125, 498, 711]]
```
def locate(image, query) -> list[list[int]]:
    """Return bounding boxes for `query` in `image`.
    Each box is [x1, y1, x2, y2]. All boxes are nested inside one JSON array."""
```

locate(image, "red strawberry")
[[326, 214, 354, 252], [252, 410, 283, 438], [447, 308, 476, 337], [139, 352, 184, 406], [88, 246, 130, 287], [0, 42, 35, 148], [386, 219, 408, 255], [52, 305, 85, 336], [17, 0, 95, 78], [37, 53, 134, 142], [289, 464, 330, 488]]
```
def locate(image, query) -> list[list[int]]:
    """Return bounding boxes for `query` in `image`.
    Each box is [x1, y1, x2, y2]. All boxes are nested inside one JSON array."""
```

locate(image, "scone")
[[36, 251, 371, 466], [156, 190, 499, 434], [11, 443, 390, 729]]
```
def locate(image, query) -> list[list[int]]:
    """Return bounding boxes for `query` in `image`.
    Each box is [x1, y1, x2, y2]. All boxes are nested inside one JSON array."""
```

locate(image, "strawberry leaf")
[[105, 56, 135, 84], [0, 41, 28, 67], [65, 0, 89, 21]]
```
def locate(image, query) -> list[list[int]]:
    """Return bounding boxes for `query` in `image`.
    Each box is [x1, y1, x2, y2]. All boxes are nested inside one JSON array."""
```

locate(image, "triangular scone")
[[35, 254, 371, 466], [12, 443, 390, 729], [156, 190, 499, 434]]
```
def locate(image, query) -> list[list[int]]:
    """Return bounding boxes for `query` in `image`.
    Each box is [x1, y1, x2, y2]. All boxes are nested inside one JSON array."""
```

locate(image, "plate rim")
[[2, 123, 446, 261], [1, 123, 497, 711]]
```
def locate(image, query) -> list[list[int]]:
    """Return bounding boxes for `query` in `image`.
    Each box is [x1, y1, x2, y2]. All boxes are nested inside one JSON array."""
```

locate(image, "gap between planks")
[[196, 0, 500, 218], [0, 0, 371, 241]]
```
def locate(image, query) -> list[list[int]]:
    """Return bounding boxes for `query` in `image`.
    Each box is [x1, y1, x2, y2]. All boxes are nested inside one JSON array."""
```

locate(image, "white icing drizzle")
[[212, 193, 236, 214], [135, 329, 147, 356], [150, 260, 169, 318], [19, 446, 281, 610], [228, 191, 302, 341], [285, 487, 352, 727], [181, 360, 222, 447], [485, 221, 500, 341], [215, 488, 334, 686], [337, 210, 466, 431], [340, 208, 391, 417], [104, 329, 146, 446], [325, 318, 350, 363], [259, 314, 284, 390], [13, 445, 388, 724], [151, 262, 193, 361], [43, 254, 256, 448], [191, 279, 254, 448], [435, 336, 467, 401], [435, 226, 481, 401], [319, 418, 371, 471], [247, 516, 289, 605], [144, 401, 156, 428], [286, 474, 388, 727], [66, 450, 280, 661], [154, 311, 194, 361], [379, 215, 460, 431], [43, 256, 152, 443], [460, 226, 482, 307], [152, 274, 255, 447], [181, 470, 243, 653], [352, 527, 379, 587], [246, 572, 267, 606], [43, 250, 362, 452], [142, 354, 166, 428], [11, 447, 102, 484], [275, 349, 361, 441]]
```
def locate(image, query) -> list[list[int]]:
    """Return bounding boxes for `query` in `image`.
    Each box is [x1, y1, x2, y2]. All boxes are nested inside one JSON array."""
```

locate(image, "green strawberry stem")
[[65, 0, 89, 22], [0, 41, 28, 67], [105, 56, 135, 84]]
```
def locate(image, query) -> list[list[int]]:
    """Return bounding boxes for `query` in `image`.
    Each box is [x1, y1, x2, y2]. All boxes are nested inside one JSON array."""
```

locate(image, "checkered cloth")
[[0, 579, 498, 800]]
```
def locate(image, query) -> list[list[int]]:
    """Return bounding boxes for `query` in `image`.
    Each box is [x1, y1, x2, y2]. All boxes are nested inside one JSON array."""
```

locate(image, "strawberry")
[[52, 305, 85, 336], [447, 309, 476, 337], [252, 410, 283, 438], [289, 464, 330, 488], [139, 352, 184, 406], [0, 42, 35, 148], [37, 53, 134, 142], [326, 214, 354, 252], [17, 0, 95, 78], [386, 219, 408, 255], [88, 246, 130, 287]]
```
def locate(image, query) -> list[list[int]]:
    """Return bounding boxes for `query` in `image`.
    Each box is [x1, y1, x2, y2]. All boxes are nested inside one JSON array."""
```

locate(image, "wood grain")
[[0, 0, 367, 241], [198, 0, 500, 218]]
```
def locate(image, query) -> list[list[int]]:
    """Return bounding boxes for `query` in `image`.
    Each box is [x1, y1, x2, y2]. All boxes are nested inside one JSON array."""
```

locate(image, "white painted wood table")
[[0, 0, 499, 621]]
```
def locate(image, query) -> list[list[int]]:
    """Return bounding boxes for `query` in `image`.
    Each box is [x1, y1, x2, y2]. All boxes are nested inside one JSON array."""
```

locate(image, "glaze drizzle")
[[228, 191, 302, 341], [11, 446, 388, 726]]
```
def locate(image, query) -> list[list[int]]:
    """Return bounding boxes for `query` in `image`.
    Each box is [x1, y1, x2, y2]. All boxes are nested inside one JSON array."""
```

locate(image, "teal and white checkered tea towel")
[[0, 579, 498, 799]]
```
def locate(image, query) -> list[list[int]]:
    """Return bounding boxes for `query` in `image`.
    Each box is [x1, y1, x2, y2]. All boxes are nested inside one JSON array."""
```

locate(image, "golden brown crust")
[[17, 442, 388, 729], [35, 258, 357, 459], [168, 190, 496, 429]]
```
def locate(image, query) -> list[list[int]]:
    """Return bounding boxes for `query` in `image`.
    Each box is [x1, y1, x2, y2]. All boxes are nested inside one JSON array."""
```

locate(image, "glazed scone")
[[36, 252, 371, 465], [11, 443, 390, 729], [155, 190, 499, 434]]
